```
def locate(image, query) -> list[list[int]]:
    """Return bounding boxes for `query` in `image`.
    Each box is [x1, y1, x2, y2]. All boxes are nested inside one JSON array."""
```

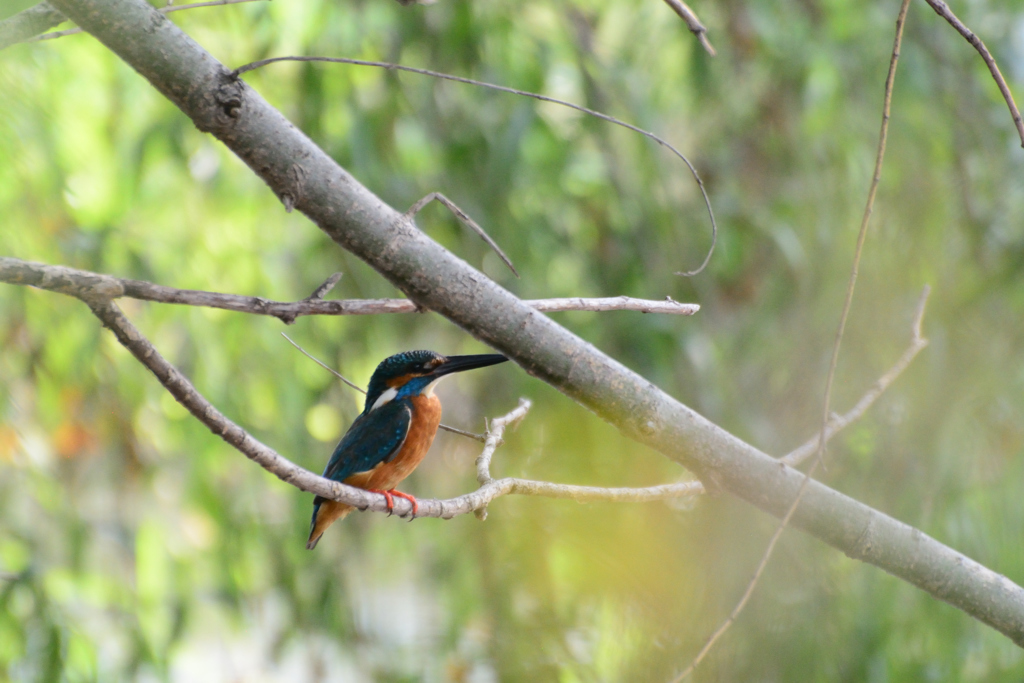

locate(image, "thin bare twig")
[[279, 332, 488, 442], [279, 332, 364, 393], [30, 0, 266, 42], [923, 0, 1024, 149], [660, 0, 716, 56], [782, 286, 930, 468], [672, 1, 913, 678], [0, 257, 699, 323], [406, 193, 519, 278], [231, 56, 718, 276]]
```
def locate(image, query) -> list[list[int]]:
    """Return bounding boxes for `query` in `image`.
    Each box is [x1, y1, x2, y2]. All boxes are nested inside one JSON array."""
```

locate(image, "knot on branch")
[[213, 74, 244, 121]]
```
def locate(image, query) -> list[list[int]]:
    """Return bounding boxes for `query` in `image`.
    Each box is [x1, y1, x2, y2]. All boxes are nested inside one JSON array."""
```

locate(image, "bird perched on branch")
[[307, 350, 508, 549]]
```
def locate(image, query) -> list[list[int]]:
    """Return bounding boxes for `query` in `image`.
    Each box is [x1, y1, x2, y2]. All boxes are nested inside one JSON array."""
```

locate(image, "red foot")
[[366, 489, 418, 518], [367, 488, 396, 515], [389, 489, 419, 518]]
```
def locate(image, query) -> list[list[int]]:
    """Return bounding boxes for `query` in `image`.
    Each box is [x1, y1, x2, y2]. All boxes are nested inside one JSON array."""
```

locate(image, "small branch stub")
[[660, 0, 716, 56]]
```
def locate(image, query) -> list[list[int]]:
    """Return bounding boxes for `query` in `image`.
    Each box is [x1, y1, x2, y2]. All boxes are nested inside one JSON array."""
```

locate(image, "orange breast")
[[344, 394, 442, 492]]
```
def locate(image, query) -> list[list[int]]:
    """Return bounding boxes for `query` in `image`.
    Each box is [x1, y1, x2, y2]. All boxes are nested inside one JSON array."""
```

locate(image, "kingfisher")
[[306, 350, 508, 549]]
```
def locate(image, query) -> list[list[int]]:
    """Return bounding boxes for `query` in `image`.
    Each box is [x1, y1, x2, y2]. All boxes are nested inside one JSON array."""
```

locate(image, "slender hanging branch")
[[673, 1, 914, 677], [231, 55, 718, 276]]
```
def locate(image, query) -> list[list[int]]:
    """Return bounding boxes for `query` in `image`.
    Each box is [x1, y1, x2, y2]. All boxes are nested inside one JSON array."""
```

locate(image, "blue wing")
[[321, 399, 412, 484]]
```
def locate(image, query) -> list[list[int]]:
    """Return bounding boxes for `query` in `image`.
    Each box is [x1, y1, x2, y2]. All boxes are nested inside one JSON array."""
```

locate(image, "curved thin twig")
[[923, 0, 1024, 149], [231, 56, 718, 276], [0, 256, 710, 513], [406, 192, 519, 278]]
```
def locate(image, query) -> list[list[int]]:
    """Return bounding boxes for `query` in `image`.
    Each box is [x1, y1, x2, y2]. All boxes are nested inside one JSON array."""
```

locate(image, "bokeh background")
[[3, 0, 1024, 679]]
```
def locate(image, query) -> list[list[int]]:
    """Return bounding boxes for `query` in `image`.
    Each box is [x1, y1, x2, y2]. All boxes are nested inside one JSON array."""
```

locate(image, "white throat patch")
[[421, 376, 445, 397], [369, 387, 398, 411]]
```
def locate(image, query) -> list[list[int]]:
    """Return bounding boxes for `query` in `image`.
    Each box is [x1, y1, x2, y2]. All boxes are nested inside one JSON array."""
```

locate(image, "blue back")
[[320, 398, 412, 486]]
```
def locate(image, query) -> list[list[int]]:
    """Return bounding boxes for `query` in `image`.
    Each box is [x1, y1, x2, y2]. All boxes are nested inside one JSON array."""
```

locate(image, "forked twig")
[[231, 56, 718, 276], [672, 0, 914, 677], [406, 192, 519, 277]]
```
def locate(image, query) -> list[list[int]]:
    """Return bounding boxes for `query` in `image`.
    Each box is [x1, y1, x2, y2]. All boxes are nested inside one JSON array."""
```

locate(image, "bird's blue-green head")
[[364, 350, 508, 412]]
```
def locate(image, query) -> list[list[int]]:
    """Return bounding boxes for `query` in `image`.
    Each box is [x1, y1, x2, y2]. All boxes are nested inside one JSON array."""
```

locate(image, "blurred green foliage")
[[2, 0, 1024, 679]]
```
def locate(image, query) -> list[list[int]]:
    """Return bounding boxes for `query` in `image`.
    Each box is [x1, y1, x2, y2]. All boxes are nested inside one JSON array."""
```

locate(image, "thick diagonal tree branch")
[[44, 0, 1024, 646]]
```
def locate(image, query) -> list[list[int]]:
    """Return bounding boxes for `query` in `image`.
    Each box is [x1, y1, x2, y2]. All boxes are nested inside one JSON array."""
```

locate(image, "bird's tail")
[[306, 496, 354, 550]]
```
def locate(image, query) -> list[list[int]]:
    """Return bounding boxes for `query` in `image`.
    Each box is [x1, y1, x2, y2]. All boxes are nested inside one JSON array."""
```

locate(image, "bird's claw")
[[388, 489, 419, 520], [368, 488, 397, 516]]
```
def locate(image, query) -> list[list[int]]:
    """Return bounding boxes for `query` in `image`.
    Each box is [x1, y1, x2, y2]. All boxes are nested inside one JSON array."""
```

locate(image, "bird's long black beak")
[[431, 354, 508, 377]]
